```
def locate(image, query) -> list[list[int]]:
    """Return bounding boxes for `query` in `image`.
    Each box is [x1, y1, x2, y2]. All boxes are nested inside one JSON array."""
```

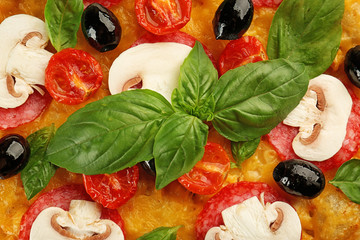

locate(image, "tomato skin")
[[83, 0, 122, 8], [135, 0, 192, 35], [45, 48, 103, 105], [252, 0, 283, 8], [18, 184, 124, 240], [178, 142, 230, 195], [218, 36, 268, 75], [195, 181, 285, 240], [83, 165, 139, 209]]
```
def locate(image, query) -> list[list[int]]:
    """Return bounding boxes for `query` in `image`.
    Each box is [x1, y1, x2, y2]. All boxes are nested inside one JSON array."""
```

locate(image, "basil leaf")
[[329, 159, 360, 204], [44, 0, 84, 52], [46, 90, 174, 175], [172, 41, 217, 121], [267, 0, 344, 78], [137, 226, 182, 240], [212, 58, 309, 142], [231, 137, 260, 167], [154, 112, 208, 189], [21, 124, 57, 200]]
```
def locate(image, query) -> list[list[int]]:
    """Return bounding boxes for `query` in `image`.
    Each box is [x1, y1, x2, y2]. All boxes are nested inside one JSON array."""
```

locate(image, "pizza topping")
[[344, 45, 360, 88], [108, 42, 192, 101], [283, 74, 352, 161], [213, 0, 254, 40], [0, 14, 53, 109], [30, 200, 124, 240]]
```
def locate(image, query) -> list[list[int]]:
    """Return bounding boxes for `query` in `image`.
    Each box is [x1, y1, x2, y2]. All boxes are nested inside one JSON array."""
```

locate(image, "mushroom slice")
[[205, 195, 301, 240], [108, 42, 192, 102], [30, 200, 124, 240], [283, 74, 352, 161]]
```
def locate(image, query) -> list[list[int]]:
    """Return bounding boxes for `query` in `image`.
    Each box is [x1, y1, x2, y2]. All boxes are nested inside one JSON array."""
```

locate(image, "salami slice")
[[0, 88, 52, 130], [195, 181, 285, 240], [18, 184, 125, 240], [266, 89, 360, 171]]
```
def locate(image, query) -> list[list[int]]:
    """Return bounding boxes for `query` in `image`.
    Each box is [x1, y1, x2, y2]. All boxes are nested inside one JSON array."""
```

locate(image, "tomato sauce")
[[0, 0, 360, 239]]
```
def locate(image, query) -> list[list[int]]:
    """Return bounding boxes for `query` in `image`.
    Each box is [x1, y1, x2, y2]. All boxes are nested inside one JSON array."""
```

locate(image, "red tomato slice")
[[0, 87, 52, 130], [195, 181, 286, 240], [178, 142, 230, 195], [83, 0, 122, 8], [135, 0, 192, 35], [131, 31, 217, 68], [252, 0, 283, 8], [45, 48, 103, 105], [218, 36, 268, 76], [266, 88, 360, 171], [83, 165, 139, 209], [18, 184, 124, 240]]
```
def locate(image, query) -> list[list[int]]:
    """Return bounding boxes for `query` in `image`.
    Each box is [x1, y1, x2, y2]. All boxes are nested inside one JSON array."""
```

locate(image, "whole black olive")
[[0, 134, 30, 179], [140, 159, 156, 176], [81, 3, 121, 52], [273, 159, 325, 198], [344, 45, 360, 88], [212, 0, 254, 40]]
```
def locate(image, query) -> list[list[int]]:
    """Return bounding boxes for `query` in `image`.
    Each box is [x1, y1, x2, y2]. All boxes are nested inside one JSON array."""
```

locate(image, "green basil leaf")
[[154, 112, 208, 189], [21, 124, 57, 200], [44, 0, 84, 52], [267, 0, 344, 78], [231, 137, 260, 167], [212, 58, 309, 142], [46, 89, 174, 175], [171, 41, 217, 121], [137, 226, 182, 240], [329, 159, 360, 204]]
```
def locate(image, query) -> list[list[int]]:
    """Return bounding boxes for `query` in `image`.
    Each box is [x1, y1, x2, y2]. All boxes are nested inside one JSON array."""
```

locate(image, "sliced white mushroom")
[[205, 194, 301, 240], [0, 14, 53, 109], [108, 42, 192, 102], [283, 74, 352, 161], [30, 200, 124, 240]]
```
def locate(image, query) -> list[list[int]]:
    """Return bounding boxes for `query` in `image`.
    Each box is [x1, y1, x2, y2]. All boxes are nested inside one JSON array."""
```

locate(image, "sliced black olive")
[[212, 0, 254, 40], [0, 134, 30, 179], [81, 3, 121, 52], [140, 159, 156, 176], [273, 159, 325, 198], [344, 45, 360, 88]]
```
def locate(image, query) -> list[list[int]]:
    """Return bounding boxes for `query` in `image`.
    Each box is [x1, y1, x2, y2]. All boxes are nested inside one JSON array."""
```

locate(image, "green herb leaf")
[[21, 124, 57, 200], [172, 41, 217, 121], [329, 159, 360, 204], [46, 90, 174, 175], [267, 0, 344, 78], [44, 0, 84, 52], [212, 58, 309, 142], [231, 137, 260, 167], [154, 112, 208, 189], [137, 226, 183, 240]]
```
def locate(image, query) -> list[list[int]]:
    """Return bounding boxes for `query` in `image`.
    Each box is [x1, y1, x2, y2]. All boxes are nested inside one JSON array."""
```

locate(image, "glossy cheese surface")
[[0, 0, 360, 239]]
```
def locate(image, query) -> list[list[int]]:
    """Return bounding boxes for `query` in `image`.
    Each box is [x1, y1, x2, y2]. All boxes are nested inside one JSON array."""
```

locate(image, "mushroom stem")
[[122, 75, 142, 91], [270, 208, 284, 232], [6, 74, 22, 98]]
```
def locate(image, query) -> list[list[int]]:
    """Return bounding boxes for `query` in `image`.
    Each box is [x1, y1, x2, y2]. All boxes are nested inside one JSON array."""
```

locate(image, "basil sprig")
[[267, 0, 344, 78], [44, 0, 84, 52], [137, 226, 182, 240], [21, 124, 57, 200], [329, 159, 360, 204]]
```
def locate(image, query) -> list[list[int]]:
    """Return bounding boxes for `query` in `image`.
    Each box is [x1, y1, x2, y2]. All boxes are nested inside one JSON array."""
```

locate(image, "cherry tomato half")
[[178, 142, 230, 195], [45, 48, 103, 105], [83, 165, 139, 209], [195, 181, 286, 240], [252, 0, 283, 8], [83, 0, 122, 8], [135, 0, 192, 35], [218, 36, 268, 75], [19, 185, 125, 240]]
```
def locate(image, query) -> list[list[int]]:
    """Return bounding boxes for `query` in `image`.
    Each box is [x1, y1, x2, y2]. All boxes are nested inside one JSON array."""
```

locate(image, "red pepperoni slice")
[[0, 88, 52, 130], [252, 0, 283, 8], [266, 88, 360, 171], [18, 184, 125, 240], [195, 181, 285, 240]]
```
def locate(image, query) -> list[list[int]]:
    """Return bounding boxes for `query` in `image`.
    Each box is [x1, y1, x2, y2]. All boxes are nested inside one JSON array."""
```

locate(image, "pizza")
[[0, 0, 360, 239]]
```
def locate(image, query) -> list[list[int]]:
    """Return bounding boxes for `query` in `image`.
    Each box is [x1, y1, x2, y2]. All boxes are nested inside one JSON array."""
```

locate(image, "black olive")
[[212, 0, 254, 40], [81, 3, 121, 52], [273, 159, 325, 198], [0, 134, 30, 179], [140, 159, 156, 176], [345, 45, 360, 88]]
